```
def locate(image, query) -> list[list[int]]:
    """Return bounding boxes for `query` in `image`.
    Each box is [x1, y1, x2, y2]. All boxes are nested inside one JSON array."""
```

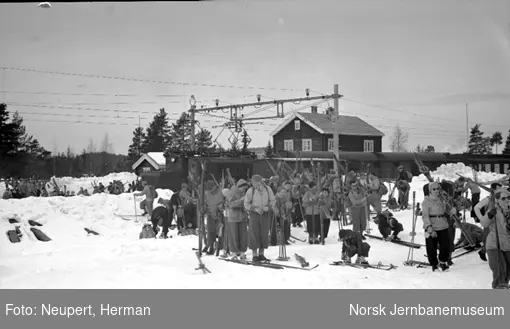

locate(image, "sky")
[[0, 0, 509, 156]]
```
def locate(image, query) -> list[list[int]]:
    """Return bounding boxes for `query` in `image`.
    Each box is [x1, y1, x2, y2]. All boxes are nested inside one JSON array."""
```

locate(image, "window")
[[504, 163, 509, 173], [284, 139, 294, 151], [328, 138, 334, 151], [494, 164, 500, 174], [363, 140, 374, 153], [302, 139, 312, 151], [485, 164, 491, 173], [142, 167, 151, 172], [294, 120, 300, 130]]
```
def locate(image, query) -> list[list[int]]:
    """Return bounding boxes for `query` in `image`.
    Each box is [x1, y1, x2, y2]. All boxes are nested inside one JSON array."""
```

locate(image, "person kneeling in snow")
[[338, 229, 370, 265], [374, 210, 403, 241], [149, 200, 172, 239], [453, 221, 483, 251]]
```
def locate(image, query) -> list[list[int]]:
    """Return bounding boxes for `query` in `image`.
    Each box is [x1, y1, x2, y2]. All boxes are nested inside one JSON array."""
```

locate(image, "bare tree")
[[86, 138, 97, 153], [101, 133, 114, 153], [390, 124, 409, 152]]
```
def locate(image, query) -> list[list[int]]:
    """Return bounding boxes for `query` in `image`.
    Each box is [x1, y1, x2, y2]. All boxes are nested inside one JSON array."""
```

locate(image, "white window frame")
[[363, 140, 374, 153], [283, 139, 294, 151], [328, 138, 334, 151], [142, 167, 151, 172], [302, 139, 312, 151], [294, 120, 300, 130]]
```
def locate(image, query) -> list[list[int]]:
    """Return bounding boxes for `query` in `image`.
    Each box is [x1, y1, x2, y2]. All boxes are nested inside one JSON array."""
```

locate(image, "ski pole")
[[406, 191, 417, 263]]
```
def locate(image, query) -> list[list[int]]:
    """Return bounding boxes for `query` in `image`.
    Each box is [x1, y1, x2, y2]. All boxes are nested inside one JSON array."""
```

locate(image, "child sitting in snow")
[[338, 229, 370, 265], [374, 210, 404, 241]]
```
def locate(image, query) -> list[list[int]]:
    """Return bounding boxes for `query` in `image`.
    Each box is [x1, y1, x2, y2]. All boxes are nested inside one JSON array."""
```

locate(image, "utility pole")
[[189, 95, 197, 151], [465, 103, 469, 151], [333, 84, 340, 173], [138, 115, 141, 157]]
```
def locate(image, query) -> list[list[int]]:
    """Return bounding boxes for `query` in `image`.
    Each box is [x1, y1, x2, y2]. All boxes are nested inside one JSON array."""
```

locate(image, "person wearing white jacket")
[[478, 188, 510, 289], [474, 183, 503, 262]]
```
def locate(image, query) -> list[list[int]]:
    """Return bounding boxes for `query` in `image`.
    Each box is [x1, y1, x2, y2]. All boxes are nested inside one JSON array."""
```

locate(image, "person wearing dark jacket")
[[338, 229, 370, 265], [396, 165, 412, 210], [374, 210, 404, 241], [150, 202, 171, 239]]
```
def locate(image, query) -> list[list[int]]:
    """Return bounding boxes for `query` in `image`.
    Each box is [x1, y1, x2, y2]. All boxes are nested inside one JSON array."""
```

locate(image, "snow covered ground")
[[0, 164, 506, 289]]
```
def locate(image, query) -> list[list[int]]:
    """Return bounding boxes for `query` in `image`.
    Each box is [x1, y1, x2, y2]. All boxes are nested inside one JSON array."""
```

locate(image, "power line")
[[341, 97, 508, 129], [0, 90, 187, 98], [0, 66, 303, 92], [310, 89, 508, 130]]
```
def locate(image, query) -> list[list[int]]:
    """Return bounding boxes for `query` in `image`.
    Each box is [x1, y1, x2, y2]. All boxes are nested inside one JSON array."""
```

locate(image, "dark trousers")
[[471, 193, 480, 221], [379, 222, 403, 239], [292, 201, 303, 225], [426, 228, 451, 266], [150, 207, 171, 235], [319, 215, 331, 239], [305, 214, 321, 237], [487, 249, 510, 289], [270, 216, 291, 244], [343, 242, 371, 257]]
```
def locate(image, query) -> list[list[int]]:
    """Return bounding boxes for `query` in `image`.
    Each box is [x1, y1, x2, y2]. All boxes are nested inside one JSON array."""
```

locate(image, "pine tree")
[[229, 137, 240, 153], [143, 108, 172, 153], [503, 129, 510, 155], [468, 124, 492, 154], [167, 112, 192, 153], [0, 103, 21, 157], [415, 145, 424, 152], [264, 140, 274, 158], [424, 145, 435, 153], [127, 127, 146, 161], [195, 128, 214, 153], [490, 131, 503, 154], [241, 130, 251, 153]]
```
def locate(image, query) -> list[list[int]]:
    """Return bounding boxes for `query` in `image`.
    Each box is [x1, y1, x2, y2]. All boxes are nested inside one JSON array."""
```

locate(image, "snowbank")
[[425, 162, 505, 183]]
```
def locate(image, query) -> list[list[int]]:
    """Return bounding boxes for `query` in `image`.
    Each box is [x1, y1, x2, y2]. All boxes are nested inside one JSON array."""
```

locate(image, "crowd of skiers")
[[135, 165, 510, 289], [2, 177, 143, 199], [420, 167, 510, 289]]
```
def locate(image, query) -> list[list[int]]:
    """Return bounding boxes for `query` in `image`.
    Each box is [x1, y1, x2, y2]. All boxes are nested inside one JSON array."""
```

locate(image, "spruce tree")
[[128, 127, 146, 161], [264, 141, 274, 158], [468, 124, 491, 154], [503, 129, 510, 155], [142, 108, 172, 153]]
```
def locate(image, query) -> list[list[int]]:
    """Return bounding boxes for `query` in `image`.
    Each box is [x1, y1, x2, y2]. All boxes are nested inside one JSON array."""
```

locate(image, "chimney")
[[311, 106, 318, 114]]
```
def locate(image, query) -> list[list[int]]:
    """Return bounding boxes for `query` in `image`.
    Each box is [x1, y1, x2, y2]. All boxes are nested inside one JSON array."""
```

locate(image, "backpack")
[[149, 186, 158, 199], [378, 182, 388, 196], [139, 224, 156, 239], [248, 185, 271, 206]]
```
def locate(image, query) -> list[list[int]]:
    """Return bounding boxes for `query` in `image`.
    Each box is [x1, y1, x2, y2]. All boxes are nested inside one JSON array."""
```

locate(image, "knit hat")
[[338, 229, 350, 240], [397, 165, 404, 170], [236, 179, 248, 187], [490, 183, 502, 190], [251, 174, 263, 183], [181, 183, 189, 189]]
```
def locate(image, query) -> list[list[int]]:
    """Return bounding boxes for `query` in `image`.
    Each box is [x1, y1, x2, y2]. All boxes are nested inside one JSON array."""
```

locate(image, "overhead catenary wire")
[[0, 66, 303, 92]]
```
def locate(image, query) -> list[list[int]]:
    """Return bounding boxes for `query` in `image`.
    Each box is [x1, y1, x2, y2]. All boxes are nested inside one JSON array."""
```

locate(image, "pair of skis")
[[330, 261, 398, 271], [219, 253, 319, 271]]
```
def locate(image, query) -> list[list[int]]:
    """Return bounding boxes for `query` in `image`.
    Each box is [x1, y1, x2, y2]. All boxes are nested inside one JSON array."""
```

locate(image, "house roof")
[[132, 152, 166, 170], [269, 112, 385, 137]]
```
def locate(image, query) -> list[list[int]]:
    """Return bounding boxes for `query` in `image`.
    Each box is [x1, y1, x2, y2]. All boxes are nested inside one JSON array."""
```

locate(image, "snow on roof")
[[147, 152, 166, 166]]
